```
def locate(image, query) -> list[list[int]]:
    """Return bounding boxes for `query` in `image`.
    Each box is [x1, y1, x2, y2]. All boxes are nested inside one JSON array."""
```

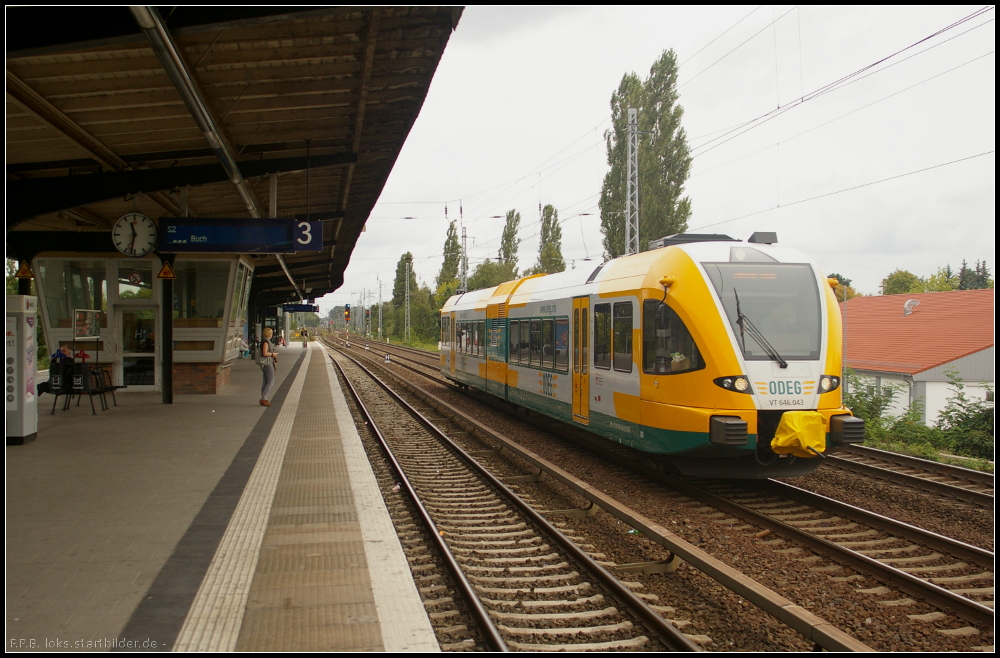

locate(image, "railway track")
[[329, 334, 994, 516], [330, 347, 700, 651], [689, 479, 994, 626], [825, 445, 993, 507], [323, 335, 871, 651]]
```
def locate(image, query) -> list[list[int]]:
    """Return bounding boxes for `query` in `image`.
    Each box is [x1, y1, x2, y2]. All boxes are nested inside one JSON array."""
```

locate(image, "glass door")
[[572, 297, 590, 424], [119, 307, 158, 389]]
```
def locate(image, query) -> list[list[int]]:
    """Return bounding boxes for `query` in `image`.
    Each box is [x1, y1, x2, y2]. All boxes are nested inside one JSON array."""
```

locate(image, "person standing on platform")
[[301, 328, 309, 348], [258, 327, 278, 407]]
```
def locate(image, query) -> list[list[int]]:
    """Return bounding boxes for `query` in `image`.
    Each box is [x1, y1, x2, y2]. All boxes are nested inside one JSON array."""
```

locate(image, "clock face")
[[113, 213, 158, 257]]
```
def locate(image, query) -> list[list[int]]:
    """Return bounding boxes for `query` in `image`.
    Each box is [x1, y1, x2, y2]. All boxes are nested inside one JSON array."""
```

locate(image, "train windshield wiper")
[[734, 288, 788, 369]]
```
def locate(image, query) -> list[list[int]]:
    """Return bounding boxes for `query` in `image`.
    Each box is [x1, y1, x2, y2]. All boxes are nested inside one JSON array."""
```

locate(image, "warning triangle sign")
[[157, 261, 177, 279], [14, 262, 33, 278]]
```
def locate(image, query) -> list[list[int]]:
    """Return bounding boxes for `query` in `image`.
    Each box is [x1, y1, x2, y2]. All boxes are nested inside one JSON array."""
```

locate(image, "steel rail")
[[328, 340, 871, 652], [669, 478, 994, 627], [769, 479, 994, 568], [825, 454, 993, 507], [329, 352, 509, 652], [332, 346, 700, 652], [844, 445, 994, 485]]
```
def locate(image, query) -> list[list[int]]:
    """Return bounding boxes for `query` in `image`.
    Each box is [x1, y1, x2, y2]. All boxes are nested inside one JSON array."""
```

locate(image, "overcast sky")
[[319, 5, 995, 315]]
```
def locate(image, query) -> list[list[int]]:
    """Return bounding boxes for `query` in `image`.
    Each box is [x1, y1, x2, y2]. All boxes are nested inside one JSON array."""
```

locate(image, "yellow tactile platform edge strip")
[[324, 346, 441, 652], [172, 350, 311, 652]]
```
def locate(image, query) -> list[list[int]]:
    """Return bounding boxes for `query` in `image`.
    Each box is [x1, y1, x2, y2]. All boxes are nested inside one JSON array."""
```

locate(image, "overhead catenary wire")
[[689, 6, 994, 157], [691, 150, 995, 231]]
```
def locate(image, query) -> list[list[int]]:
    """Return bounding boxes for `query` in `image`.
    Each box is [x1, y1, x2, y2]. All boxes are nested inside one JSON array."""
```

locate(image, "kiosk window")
[[172, 260, 229, 327], [613, 302, 633, 372]]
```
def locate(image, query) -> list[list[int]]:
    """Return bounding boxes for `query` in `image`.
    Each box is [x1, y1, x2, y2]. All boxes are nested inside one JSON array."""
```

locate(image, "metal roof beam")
[[7, 153, 356, 228], [6, 70, 181, 220]]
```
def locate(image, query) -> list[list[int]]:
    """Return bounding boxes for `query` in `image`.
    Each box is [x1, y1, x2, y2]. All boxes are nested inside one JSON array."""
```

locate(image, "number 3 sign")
[[293, 221, 323, 251]]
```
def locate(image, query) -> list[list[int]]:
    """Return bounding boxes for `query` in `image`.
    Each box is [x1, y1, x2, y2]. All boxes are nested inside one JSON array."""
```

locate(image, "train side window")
[[642, 300, 704, 374], [613, 302, 633, 373], [456, 322, 464, 353], [478, 320, 485, 357], [509, 320, 519, 363], [529, 320, 541, 366], [542, 319, 554, 369], [441, 317, 448, 346], [472, 321, 480, 356], [555, 318, 569, 372], [594, 304, 611, 369], [520, 320, 530, 365]]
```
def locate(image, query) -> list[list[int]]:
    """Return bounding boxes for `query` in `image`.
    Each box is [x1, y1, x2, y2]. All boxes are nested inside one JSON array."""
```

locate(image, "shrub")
[[936, 371, 994, 459]]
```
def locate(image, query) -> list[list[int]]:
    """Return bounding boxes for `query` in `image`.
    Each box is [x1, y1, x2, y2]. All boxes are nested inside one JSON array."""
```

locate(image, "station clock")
[[113, 212, 158, 258]]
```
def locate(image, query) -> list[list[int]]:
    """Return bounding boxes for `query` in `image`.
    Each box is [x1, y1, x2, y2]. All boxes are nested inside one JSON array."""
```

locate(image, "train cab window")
[[509, 320, 519, 362], [594, 304, 611, 369], [613, 302, 633, 372], [555, 318, 569, 372], [441, 317, 449, 346], [642, 300, 704, 375], [520, 320, 530, 365], [529, 320, 541, 366]]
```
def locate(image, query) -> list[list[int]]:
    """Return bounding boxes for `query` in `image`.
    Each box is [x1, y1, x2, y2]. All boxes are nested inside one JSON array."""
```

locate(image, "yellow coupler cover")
[[771, 411, 826, 458]]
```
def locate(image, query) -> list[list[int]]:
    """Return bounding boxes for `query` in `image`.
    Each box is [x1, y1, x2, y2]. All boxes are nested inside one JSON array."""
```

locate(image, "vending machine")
[[6, 295, 39, 444]]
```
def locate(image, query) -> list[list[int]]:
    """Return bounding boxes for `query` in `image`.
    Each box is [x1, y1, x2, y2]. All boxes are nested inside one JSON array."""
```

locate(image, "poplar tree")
[[599, 49, 692, 259], [436, 221, 461, 288], [533, 204, 565, 274], [392, 252, 417, 308], [498, 209, 521, 275], [435, 221, 461, 305]]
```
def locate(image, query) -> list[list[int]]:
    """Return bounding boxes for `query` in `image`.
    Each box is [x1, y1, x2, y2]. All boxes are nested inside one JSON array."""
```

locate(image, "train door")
[[449, 312, 456, 376], [485, 304, 507, 398], [572, 296, 590, 424]]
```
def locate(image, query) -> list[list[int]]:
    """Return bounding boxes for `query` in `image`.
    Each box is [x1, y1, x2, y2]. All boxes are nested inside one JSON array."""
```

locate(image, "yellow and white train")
[[440, 233, 864, 478]]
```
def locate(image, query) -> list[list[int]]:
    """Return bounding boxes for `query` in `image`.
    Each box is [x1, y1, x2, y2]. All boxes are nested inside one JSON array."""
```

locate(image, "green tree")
[[828, 272, 861, 301], [468, 259, 517, 291], [924, 265, 959, 292], [499, 209, 520, 274], [435, 222, 462, 306], [392, 253, 417, 308], [529, 204, 565, 275], [879, 269, 923, 295], [437, 221, 461, 289], [599, 50, 692, 259], [957, 259, 993, 290]]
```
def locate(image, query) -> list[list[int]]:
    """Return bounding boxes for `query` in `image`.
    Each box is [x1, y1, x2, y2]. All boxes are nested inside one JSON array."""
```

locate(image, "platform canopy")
[[6, 6, 462, 305]]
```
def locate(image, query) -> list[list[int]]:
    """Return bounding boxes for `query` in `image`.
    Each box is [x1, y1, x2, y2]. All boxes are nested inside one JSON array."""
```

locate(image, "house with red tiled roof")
[[841, 289, 994, 425]]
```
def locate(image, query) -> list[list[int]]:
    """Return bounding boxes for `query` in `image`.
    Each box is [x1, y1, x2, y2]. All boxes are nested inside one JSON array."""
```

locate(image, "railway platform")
[[6, 343, 438, 652]]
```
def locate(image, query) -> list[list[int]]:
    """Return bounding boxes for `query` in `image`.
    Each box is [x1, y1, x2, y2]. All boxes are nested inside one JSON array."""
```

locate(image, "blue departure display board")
[[283, 304, 319, 313], [158, 218, 323, 253]]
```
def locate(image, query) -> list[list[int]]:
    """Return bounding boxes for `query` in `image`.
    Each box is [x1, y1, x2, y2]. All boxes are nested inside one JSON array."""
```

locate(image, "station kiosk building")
[[33, 254, 254, 394]]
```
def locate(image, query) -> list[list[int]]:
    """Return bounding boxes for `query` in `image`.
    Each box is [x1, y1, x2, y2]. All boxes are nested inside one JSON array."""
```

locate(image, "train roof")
[[440, 235, 817, 314]]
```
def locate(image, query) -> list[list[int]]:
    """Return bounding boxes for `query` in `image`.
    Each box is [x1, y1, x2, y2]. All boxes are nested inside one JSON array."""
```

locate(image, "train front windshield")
[[703, 262, 822, 361]]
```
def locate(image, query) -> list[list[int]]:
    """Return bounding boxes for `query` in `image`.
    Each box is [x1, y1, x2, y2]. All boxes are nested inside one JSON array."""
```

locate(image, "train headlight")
[[714, 376, 753, 394], [818, 375, 842, 393]]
